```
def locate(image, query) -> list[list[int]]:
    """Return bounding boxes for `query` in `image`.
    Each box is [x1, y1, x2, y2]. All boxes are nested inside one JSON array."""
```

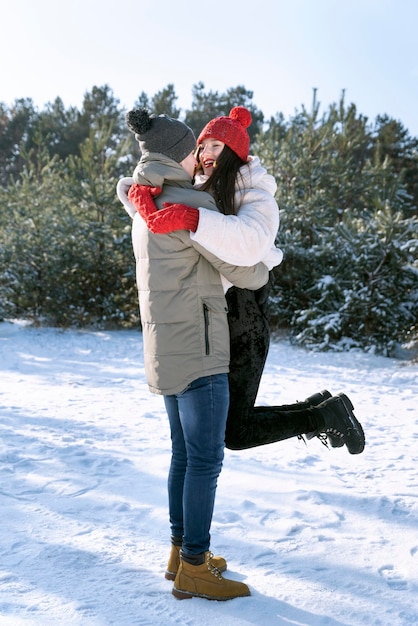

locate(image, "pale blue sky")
[[2, 0, 418, 136]]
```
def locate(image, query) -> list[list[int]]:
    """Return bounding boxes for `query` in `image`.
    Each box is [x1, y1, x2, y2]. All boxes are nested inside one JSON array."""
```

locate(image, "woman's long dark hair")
[[199, 145, 246, 215]]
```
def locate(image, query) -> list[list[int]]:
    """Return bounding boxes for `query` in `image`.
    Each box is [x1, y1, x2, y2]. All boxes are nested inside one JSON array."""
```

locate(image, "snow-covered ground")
[[1, 320, 417, 625]]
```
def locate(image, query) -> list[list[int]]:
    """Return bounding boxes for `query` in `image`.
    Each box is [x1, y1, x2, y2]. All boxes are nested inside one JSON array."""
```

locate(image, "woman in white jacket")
[[119, 107, 365, 456]]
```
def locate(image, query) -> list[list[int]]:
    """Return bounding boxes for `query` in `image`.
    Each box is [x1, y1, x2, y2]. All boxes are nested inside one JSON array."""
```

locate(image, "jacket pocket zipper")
[[203, 303, 210, 355]]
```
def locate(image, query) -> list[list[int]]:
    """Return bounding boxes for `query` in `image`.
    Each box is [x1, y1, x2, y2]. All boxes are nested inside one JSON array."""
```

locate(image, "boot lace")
[[206, 553, 223, 579], [298, 433, 329, 448], [316, 433, 329, 448]]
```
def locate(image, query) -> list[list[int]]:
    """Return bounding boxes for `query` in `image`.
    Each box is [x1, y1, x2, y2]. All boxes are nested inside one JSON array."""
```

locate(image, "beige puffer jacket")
[[130, 153, 269, 395]]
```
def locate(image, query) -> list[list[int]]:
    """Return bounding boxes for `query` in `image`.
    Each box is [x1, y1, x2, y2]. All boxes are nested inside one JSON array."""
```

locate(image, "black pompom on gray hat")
[[126, 108, 196, 163]]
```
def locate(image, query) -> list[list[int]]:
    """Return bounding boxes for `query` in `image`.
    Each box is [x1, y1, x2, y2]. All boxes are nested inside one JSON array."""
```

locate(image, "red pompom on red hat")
[[229, 106, 252, 129], [197, 106, 252, 162]]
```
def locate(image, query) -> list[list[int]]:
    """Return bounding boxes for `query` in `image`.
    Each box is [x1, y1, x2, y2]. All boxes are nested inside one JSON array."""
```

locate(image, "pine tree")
[[257, 92, 418, 354], [0, 125, 137, 327]]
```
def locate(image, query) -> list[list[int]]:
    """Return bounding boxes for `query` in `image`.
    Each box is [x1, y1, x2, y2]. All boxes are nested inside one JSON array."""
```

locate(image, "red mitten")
[[128, 184, 162, 220], [147, 203, 200, 234]]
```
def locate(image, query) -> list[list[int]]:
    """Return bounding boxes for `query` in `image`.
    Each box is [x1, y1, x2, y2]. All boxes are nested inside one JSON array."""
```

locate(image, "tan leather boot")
[[165, 544, 227, 581], [172, 553, 250, 600]]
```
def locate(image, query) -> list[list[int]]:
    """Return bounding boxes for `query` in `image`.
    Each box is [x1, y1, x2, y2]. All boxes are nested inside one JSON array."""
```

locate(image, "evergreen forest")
[[0, 82, 417, 357]]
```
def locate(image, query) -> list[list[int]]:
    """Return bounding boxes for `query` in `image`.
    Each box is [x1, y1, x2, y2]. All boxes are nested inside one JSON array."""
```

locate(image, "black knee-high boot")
[[226, 394, 365, 454]]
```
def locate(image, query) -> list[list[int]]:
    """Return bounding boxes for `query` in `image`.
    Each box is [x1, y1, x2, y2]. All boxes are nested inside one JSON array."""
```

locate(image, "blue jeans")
[[164, 374, 229, 556]]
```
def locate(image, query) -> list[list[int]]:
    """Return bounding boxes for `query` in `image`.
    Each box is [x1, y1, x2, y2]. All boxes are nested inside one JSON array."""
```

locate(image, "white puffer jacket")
[[192, 156, 283, 275]]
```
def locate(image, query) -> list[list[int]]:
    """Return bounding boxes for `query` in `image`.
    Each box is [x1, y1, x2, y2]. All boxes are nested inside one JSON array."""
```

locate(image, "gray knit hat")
[[126, 108, 196, 163]]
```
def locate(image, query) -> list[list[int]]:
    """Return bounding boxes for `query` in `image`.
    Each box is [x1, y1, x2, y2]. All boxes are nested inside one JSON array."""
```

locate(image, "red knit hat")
[[197, 106, 252, 162]]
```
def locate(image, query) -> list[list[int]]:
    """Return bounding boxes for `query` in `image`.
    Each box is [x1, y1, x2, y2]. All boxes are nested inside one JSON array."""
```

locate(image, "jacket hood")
[[133, 152, 195, 190], [239, 156, 277, 196]]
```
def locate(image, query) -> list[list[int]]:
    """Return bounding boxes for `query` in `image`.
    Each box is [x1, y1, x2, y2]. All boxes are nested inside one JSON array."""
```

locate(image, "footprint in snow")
[[378, 564, 408, 590]]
